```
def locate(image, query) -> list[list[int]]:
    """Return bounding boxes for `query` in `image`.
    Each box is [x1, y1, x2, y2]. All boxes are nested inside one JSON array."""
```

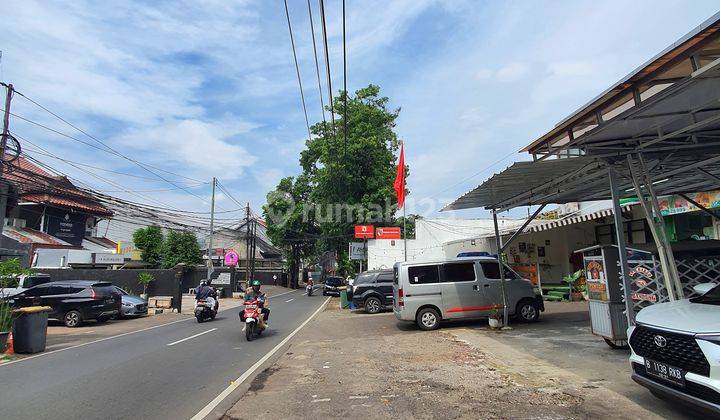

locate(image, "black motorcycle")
[[194, 299, 217, 322]]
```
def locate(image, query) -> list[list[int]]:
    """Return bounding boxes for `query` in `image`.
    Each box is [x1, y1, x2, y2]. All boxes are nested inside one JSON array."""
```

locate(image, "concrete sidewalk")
[[223, 299, 667, 420]]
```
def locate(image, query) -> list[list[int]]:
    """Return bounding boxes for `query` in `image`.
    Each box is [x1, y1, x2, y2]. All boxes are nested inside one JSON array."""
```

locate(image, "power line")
[[342, 0, 348, 162], [6, 90, 221, 208], [318, 0, 337, 140], [307, 0, 327, 125], [283, 0, 313, 141]]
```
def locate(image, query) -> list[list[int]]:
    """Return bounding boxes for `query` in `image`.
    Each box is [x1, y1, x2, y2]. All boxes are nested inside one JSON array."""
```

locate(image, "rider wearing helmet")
[[195, 279, 217, 311], [244, 279, 269, 325]]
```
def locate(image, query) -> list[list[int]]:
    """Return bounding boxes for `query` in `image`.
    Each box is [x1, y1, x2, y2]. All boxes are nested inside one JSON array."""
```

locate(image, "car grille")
[[135, 304, 147, 311], [630, 326, 710, 377], [633, 363, 720, 405]]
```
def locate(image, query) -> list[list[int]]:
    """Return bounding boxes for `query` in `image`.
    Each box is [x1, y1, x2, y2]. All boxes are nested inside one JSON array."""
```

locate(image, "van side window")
[[480, 262, 519, 279], [407, 265, 440, 284], [441, 263, 476, 282]]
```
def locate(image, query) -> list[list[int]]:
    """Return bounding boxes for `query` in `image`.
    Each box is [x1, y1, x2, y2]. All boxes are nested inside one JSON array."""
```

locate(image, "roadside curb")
[[191, 296, 331, 420]]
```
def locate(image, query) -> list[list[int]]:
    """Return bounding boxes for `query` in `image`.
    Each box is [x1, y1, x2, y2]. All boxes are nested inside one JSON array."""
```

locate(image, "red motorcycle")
[[240, 298, 266, 341]]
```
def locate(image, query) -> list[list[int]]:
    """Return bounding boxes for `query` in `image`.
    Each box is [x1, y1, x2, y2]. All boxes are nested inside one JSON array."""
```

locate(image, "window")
[[407, 265, 440, 284], [325, 277, 344, 286], [47, 285, 68, 295], [354, 273, 375, 285], [480, 262, 518, 280], [442, 263, 476, 282], [25, 275, 51, 288], [23, 286, 49, 297], [377, 273, 394, 283]]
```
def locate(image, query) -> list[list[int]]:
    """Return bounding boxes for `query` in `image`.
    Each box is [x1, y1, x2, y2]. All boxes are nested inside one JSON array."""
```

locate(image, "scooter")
[[306, 283, 313, 296], [240, 298, 266, 341], [194, 299, 217, 323]]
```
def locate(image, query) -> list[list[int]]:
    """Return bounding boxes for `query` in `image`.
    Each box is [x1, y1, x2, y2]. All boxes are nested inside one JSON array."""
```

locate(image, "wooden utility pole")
[[0, 83, 14, 236]]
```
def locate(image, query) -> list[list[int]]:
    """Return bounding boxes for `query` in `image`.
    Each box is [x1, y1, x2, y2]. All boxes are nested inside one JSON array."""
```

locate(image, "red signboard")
[[354, 225, 375, 239], [376, 227, 401, 239]]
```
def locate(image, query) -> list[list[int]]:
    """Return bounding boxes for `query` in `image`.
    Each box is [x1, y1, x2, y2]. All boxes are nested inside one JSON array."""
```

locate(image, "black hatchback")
[[350, 270, 394, 314], [10, 281, 121, 327]]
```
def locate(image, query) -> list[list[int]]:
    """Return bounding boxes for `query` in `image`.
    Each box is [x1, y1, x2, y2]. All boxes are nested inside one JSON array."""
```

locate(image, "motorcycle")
[[306, 283, 313, 296], [240, 298, 266, 341], [194, 299, 217, 323]]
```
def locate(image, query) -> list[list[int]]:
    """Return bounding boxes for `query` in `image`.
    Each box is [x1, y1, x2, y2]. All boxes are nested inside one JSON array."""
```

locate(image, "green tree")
[[395, 214, 419, 239], [161, 231, 204, 269], [264, 174, 319, 287], [133, 226, 164, 267], [303, 85, 405, 268], [0, 258, 32, 332], [264, 84, 407, 276]]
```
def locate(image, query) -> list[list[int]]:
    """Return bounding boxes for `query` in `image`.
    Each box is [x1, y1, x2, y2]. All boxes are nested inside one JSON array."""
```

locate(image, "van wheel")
[[516, 300, 540, 323], [364, 297, 382, 314], [64, 310, 83, 328], [416, 308, 440, 331]]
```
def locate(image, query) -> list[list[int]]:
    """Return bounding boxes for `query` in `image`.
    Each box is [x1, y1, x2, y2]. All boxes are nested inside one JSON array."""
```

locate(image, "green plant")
[[563, 270, 585, 293], [133, 225, 164, 267], [137, 272, 155, 296], [0, 258, 32, 332], [489, 307, 502, 321], [161, 231, 203, 269]]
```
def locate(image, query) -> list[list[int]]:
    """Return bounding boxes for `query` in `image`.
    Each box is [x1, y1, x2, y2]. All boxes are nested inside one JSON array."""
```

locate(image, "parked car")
[[9, 281, 121, 327], [393, 257, 544, 330], [351, 269, 394, 314], [322, 276, 346, 296], [628, 282, 720, 415], [0, 273, 51, 298], [114, 286, 148, 318]]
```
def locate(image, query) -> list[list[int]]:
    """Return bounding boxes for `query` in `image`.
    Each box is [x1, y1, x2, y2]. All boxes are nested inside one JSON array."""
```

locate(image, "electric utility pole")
[[245, 203, 251, 286], [206, 177, 216, 279], [0, 83, 14, 236]]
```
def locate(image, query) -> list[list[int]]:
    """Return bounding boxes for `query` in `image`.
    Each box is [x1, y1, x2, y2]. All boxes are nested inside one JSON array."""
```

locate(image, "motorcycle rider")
[[244, 279, 269, 327], [306, 277, 314, 295], [195, 279, 217, 311]]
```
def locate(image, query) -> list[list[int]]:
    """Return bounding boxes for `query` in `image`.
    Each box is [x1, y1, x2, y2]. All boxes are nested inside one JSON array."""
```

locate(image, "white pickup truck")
[[0, 274, 52, 298]]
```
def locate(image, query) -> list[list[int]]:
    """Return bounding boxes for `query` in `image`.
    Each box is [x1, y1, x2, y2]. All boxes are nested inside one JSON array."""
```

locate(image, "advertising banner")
[[376, 227, 401, 239], [354, 225, 375, 239]]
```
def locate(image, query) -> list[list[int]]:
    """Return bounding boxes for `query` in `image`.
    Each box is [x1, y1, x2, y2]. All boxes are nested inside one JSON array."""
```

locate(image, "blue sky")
[[3, 0, 719, 236]]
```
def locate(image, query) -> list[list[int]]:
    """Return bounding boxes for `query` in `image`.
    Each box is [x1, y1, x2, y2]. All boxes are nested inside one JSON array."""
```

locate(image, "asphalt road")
[[0, 288, 328, 420]]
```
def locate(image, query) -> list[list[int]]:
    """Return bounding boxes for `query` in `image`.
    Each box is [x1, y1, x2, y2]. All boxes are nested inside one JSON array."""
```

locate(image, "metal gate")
[[621, 255, 720, 316]]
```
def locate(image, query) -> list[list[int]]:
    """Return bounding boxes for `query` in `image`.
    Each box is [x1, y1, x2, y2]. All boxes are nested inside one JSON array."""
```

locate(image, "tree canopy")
[[132, 225, 163, 267], [264, 84, 407, 276], [161, 230, 204, 269]]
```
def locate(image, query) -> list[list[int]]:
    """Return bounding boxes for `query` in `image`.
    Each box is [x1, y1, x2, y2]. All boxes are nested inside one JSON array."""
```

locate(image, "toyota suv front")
[[629, 282, 720, 415]]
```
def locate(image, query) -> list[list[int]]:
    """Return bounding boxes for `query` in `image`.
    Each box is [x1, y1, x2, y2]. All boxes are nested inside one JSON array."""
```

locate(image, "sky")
[[2, 0, 719, 241]]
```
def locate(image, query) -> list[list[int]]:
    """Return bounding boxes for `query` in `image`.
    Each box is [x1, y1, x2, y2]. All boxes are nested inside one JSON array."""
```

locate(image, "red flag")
[[394, 143, 406, 208]]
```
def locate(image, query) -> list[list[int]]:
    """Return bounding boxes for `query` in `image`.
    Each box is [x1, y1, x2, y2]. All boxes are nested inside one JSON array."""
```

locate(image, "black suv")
[[350, 270, 394, 314], [10, 281, 121, 327], [322, 276, 346, 296]]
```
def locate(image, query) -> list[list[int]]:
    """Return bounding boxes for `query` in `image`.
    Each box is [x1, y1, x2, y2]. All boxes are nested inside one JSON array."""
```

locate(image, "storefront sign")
[[585, 260, 608, 301], [354, 225, 375, 239], [376, 227, 401, 239], [214, 272, 231, 285], [92, 253, 124, 264], [46, 213, 86, 246], [631, 292, 657, 302], [349, 242, 366, 260], [622, 190, 720, 216]]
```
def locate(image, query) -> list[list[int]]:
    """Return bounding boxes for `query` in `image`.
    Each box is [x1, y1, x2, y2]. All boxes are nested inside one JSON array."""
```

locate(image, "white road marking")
[[312, 398, 331, 403], [285, 298, 294, 303], [1, 316, 195, 368], [190, 297, 331, 420], [349, 395, 369, 400], [166, 328, 217, 346]]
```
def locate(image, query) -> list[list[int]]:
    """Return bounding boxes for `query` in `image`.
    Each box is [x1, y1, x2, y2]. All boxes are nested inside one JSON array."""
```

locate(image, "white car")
[[628, 283, 720, 415]]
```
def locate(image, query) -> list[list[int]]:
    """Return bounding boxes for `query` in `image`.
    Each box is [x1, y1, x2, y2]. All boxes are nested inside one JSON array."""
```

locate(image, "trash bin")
[[340, 290, 349, 309], [12, 306, 51, 354]]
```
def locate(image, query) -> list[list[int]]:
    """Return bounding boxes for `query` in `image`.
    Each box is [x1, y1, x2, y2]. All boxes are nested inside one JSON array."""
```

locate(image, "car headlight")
[[696, 334, 720, 345], [123, 302, 133, 307]]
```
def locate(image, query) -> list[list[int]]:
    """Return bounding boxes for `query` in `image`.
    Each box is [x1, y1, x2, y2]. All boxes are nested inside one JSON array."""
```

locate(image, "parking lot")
[[225, 299, 690, 419]]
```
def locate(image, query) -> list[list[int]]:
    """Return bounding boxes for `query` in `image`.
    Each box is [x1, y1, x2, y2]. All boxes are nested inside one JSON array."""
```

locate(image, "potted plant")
[[137, 272, 155, 300], [563, 270, 585, 301], [488, 307, 502, 329], [0, 259, 31, 352]]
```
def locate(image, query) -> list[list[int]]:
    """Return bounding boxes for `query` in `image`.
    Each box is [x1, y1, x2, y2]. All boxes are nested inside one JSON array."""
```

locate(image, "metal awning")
[[527, 204, 636, 233]]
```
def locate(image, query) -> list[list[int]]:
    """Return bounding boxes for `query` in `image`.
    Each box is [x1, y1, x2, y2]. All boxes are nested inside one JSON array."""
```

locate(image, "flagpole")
[[403, 204, 407, 262]]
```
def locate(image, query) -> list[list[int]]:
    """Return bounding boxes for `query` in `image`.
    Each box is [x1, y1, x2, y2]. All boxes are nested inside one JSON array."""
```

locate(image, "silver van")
[[393, 257, 543, 330]]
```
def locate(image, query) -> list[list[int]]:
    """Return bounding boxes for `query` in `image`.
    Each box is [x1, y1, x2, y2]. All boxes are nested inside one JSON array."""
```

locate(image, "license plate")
[[645, 358, 685, 387]]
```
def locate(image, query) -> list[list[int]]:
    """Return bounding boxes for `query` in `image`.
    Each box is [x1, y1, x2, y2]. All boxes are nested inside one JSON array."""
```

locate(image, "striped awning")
[[526, 204, 636, 233]]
